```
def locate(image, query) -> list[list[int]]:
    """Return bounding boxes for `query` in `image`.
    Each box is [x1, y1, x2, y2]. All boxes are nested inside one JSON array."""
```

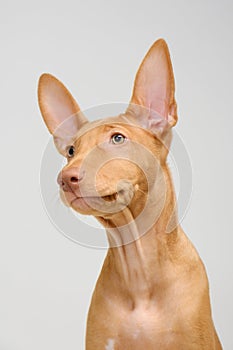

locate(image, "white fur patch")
[[133, 329, 140, 339], [105, 338, 115, 350]]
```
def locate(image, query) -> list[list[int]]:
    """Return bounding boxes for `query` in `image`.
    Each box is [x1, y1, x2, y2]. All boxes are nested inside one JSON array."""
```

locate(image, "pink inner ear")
[[41, 76, 81, 133], [38, 74, 89, 155], [38, 74, 88, 136], [130, 39, 176, 126], [49, 89, 76, 127]]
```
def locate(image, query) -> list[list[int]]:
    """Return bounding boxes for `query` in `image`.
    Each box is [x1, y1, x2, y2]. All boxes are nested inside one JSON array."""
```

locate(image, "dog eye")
[[67, 145, 75, 158], [111, 134, 126, 145]]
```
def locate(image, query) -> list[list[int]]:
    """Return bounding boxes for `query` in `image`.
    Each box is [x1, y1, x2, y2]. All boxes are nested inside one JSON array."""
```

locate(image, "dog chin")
[[70, 197, 95, 214], [59, 190, 93, 214]]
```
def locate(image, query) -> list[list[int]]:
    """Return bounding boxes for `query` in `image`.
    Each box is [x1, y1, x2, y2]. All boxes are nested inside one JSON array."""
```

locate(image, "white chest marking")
[[105, 338, 115, 350], [133, 329, 140, 339]]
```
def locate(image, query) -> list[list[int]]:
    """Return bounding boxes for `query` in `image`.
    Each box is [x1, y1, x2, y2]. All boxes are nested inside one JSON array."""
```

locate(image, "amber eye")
[[67, 145, 75, 158], [111, 134, 126, 145]]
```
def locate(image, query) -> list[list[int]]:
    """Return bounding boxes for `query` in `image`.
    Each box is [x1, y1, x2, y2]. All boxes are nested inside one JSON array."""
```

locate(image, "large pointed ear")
[[38, 73, 88, 155], [127, 39, 177, 137]]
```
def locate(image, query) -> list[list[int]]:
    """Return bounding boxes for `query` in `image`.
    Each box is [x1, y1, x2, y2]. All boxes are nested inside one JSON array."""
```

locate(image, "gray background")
[[0, 0, 232, 349]]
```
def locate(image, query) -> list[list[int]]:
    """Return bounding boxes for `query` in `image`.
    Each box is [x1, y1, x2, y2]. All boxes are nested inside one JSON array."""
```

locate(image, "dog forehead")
[[76, 114, 146, 140]]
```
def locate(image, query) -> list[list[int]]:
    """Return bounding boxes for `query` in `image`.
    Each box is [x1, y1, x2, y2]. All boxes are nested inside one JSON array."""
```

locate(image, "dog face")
[[57, 116, 163, 218], [38, 39, 177, 220]]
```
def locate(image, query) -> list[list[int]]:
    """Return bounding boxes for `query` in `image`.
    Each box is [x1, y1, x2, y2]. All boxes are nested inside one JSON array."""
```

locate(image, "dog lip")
[[70, 192, 118, 203]]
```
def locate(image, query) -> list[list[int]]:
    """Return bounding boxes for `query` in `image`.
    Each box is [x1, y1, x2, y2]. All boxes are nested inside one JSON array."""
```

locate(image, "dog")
[[38, 39, 222, 349]]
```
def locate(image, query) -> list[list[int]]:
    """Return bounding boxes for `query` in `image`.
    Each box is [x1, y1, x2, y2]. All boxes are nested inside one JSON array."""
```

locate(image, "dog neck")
[[97, 164, 179, 307]]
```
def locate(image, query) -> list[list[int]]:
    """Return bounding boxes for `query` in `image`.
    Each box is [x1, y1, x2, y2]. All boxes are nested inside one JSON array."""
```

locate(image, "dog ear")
[[127, 39, 177, 136], [38, 73, 88, 155]]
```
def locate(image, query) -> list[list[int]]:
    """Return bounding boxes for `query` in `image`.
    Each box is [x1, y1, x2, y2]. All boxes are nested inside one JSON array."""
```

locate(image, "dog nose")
[[57, 167, 85, 191]]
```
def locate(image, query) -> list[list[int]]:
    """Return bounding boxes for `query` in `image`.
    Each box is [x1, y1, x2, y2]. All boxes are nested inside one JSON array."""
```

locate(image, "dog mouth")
[[67, 191, 121, 214], [61, 181, 135, 214], [101, 192, 118, 202], [70, 192, 118, 205]]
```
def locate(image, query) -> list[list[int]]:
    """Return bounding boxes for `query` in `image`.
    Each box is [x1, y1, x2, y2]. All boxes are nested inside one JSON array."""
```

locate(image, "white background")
[[0, 0, 232, 349]]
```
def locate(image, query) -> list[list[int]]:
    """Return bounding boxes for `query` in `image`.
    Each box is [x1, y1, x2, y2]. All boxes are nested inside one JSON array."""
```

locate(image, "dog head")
[[38, 39, 177, 221]]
